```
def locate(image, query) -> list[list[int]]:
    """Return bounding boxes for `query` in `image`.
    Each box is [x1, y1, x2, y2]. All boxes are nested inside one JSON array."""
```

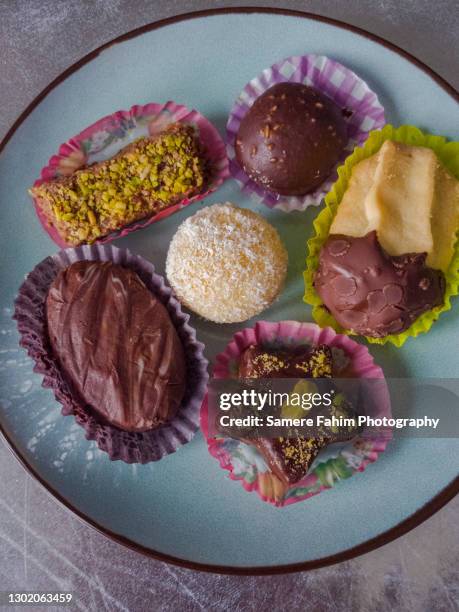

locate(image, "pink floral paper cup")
[[14, 244, 209, 463], [227, 54, 385, 212], [31, 101, 229, 248], [200, 321, 390, 507]]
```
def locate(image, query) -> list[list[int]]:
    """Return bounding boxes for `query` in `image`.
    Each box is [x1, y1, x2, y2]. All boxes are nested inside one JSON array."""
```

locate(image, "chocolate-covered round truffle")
[[314, 232, 445, 338], [235, 82, 347, 196]]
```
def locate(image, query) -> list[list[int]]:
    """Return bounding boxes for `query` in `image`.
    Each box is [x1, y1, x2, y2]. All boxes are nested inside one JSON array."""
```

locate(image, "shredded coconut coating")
[[166, 203, 288, 323]]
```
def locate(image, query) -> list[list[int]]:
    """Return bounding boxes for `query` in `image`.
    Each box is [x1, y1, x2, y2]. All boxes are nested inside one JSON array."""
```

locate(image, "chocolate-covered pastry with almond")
[[314, 140, 459, 338]]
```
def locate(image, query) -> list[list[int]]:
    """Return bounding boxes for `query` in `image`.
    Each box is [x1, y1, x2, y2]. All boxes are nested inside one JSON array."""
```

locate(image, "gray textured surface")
[[1, 1, 458, 611]]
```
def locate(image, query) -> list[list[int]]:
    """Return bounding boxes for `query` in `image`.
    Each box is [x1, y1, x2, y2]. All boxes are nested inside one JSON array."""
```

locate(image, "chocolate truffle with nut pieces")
[[235, 82, 347, 196]]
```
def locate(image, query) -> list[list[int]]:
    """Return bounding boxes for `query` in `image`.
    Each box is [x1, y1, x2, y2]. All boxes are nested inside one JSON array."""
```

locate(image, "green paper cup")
[[304, 124, 459, 347]]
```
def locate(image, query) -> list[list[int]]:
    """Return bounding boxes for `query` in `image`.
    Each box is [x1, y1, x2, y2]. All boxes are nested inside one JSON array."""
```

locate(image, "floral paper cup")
[[200, 321, 390, 507], [226, 54, 385, 212], [14, 244, 209, 463], [32, 101, 229, 248]]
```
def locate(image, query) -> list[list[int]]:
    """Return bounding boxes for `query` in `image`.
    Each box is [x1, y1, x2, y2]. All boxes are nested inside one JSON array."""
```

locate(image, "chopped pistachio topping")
[[31, 124, 207, 245]]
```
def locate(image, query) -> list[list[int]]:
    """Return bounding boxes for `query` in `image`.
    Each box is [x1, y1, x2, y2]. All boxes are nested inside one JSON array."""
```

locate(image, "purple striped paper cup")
[[227, 54, 386, 212], [13, 244, 209, 464]]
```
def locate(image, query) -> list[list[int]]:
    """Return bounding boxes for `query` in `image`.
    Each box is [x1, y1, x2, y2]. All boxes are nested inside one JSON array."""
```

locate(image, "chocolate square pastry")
[[251, 435, 331, 485], [237, 344, 354, 485], [238, 344, 333, 378]]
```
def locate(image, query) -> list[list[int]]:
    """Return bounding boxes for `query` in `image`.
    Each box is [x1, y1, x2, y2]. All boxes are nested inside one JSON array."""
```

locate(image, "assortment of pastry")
[[15, 55, 459, 501]]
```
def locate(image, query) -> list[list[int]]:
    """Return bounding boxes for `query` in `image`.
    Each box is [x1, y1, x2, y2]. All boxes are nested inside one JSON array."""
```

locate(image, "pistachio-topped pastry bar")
[[30, 123, 207, 245]]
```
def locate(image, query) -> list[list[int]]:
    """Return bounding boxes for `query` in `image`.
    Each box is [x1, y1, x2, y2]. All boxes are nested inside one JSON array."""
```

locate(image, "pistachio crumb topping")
[[31, 123, 207, 245]]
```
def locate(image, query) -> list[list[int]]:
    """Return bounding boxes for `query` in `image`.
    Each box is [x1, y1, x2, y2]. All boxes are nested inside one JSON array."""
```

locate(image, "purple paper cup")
[[227, 54, 386, 211], [13, 244, 209, 463]]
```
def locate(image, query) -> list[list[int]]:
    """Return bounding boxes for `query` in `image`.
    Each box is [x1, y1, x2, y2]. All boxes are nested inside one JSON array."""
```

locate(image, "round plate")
[[1, 8, 458, 574]]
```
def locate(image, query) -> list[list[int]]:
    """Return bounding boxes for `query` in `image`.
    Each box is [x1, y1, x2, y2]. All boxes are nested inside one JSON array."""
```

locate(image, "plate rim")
[[1, 6, 458, 575]]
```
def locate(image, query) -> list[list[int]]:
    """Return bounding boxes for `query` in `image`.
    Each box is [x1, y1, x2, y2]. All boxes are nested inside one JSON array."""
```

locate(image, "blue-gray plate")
[[0, 9, 458, 573]]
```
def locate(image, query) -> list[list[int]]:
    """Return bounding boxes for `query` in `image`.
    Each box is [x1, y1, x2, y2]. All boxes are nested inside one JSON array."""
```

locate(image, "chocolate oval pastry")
[[46, 260, 186, 432], [235, 82, 347, 196], [314, 232, 445, 337]]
